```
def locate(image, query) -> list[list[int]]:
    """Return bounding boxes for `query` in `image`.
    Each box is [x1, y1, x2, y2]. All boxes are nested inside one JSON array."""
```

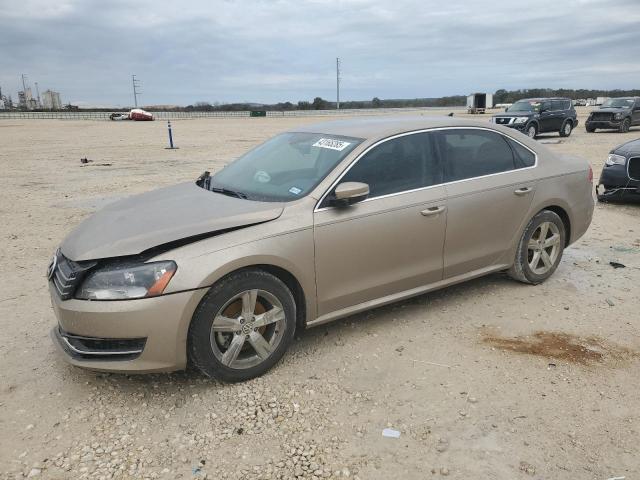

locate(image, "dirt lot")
[[1, 109, 639, 480]]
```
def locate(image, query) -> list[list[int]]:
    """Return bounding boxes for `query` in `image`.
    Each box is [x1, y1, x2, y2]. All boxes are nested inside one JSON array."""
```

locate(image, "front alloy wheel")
[[619, 118, 631, 133], [188, 269, 296, 382], [526, 124, 537, 138], [210, 289, 285, 369]]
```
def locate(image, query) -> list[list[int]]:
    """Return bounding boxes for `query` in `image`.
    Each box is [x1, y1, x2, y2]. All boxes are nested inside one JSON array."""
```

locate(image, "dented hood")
[[61, 182, 283, 261]]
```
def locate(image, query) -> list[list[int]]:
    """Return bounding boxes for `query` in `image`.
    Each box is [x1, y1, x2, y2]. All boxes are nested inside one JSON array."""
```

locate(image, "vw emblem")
[[242, 323, 253, 335], [47, 252, 58, 280]]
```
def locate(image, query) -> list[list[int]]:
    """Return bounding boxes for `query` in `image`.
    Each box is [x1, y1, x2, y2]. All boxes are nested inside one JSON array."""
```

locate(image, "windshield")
[[507, 100, 541, 113], [208, 132, 363, 201], [601, 98, 634, 108]]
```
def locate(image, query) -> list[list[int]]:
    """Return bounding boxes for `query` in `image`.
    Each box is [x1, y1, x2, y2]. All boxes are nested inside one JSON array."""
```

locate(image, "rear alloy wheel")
[[188, 269, 296, 382], [508, 210, 566, 284], [559, 121, 573, 137], [619, 118, 631, 133], [526, 124, 537, 139]]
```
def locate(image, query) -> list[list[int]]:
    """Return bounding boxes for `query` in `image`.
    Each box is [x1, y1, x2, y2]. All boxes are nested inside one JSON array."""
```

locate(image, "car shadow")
[[63, 271, 522, 393]]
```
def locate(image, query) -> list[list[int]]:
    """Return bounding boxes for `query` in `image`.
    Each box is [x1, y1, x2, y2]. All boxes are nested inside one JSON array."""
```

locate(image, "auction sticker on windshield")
[[312, 138, 351, 151]]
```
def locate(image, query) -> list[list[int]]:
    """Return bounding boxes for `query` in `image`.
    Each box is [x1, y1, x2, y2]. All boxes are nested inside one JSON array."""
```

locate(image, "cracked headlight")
[[513, 117, 529, 124], [76, 261, 177, 300], [605, 154, 626, 166]]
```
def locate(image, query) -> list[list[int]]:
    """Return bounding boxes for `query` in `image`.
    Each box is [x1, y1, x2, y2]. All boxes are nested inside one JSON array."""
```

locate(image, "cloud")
[[0, 0, 638, 105]]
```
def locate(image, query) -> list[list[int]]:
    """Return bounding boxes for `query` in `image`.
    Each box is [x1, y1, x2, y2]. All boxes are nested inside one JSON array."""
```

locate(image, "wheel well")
[[542, 206, 571, 246], [250, 264, 307, 331]]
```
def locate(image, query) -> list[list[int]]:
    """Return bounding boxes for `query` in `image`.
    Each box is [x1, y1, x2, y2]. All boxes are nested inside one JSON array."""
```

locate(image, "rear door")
[[554, 100, 570, 129], [538, 100, 556, 132], [633, 99, 640, 125], [435, 128, 537, 278], [313, 131, 446, 316]]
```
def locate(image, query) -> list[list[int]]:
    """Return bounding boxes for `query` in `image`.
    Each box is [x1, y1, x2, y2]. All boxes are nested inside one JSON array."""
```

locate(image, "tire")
[[526, 123, 537, 139], [508, 210, 566, 285], [585, 125, 595, 133], [619, 118, 631, 133], [559, 120, 573, 137], [188, 269, 296, 382]]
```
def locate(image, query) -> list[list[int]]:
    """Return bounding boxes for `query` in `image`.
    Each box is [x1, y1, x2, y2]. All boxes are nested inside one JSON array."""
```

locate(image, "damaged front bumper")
[[49, 282, 206, 373], [597, 164, 640, 201]]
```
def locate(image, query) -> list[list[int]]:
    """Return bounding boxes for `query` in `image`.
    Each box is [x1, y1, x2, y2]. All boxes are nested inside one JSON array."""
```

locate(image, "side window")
[[438, 129, 516, 182], [551, 100, 565, 111], [506, 138, 536, 168], [541, 101, 552, 111], [564, 100, 572, 110], [337, 132, 441, 200]]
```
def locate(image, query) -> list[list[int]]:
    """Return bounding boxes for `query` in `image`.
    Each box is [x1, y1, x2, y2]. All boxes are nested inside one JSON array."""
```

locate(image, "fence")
[[0, 106, 455, 121]]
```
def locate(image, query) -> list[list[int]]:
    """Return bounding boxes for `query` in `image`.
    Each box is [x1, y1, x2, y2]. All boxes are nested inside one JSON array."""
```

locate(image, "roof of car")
[[516, 97, 571, 102], [291, 115, 496, 141]]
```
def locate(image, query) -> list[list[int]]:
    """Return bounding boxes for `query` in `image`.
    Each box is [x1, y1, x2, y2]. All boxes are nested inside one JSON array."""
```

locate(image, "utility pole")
[[336, 58, 341, 110], [132, 75, 142, 108]]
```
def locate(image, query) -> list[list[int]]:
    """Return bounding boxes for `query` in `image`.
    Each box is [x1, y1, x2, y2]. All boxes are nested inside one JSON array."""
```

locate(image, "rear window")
[[438, 129, 516, 182], [506, 138, 536, 167]]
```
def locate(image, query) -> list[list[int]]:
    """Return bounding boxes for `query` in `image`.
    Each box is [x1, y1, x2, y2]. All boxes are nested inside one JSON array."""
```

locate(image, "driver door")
[[313, 132, 447, 316]]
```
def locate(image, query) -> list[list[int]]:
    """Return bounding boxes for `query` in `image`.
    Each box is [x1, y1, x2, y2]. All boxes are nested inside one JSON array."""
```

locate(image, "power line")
[[336, 58, 341, 110], [132, 75, 142, 108]]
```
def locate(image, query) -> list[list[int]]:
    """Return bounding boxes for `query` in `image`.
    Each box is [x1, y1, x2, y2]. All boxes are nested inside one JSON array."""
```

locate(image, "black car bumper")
[[597, 164, 640, 200], [494, 122, 528, 131], [586, 119, 622, 129]]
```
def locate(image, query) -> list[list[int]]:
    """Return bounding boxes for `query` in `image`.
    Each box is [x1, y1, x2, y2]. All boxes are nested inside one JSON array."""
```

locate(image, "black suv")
[[585, 97, 640, 133], [492, 98, 578, 139]]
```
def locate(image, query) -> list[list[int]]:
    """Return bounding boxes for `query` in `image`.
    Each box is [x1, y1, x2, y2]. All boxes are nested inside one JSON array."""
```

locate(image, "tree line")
[[14, 88, 639, 112], [494, 88, 640, 104], [182, 95, 467, 112]]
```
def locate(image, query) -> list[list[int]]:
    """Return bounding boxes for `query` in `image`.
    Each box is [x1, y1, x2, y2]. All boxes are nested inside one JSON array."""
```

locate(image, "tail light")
[[588, 165, 593, 183]]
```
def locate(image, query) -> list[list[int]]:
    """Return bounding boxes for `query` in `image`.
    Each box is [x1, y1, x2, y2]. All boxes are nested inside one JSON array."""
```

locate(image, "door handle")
[[421, 206, 446, 216], [514, 187, 532, 196]]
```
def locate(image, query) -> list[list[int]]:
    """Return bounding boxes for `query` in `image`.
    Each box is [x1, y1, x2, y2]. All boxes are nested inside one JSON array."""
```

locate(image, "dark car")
[[585, 97, 640, 133], [492, 98, 578, 139], [597, 138, 640, 201]]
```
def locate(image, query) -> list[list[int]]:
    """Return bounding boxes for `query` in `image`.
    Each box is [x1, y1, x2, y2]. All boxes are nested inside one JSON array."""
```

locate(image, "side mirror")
[[330, 182, 369, 207]]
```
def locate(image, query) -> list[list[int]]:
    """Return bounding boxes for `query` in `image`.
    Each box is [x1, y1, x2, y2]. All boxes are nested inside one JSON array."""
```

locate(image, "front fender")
[[158, 228, 317, 322]]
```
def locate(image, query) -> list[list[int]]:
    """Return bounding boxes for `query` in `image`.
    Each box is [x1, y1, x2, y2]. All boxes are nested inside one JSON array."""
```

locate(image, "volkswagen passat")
[[49, 117, 595, 381]]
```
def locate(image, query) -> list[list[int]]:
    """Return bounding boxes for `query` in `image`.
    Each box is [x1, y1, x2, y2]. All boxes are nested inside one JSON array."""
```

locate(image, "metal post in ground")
[[165, 120, 179, 149]]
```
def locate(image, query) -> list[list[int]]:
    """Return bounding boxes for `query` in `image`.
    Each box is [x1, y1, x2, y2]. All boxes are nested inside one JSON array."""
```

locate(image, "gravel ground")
[[1, 108, 639, 479]]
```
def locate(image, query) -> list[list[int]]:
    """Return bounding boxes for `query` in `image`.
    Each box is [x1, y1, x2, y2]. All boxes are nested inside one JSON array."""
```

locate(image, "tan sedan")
[[49, 117, 595, 381]]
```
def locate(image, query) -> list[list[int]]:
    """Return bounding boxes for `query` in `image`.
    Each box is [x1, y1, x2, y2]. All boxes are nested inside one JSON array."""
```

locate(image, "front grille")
[[50, 251, 96, 300], [494, 117, 511, 125], [629, 157, 640, 181], [57, 327, 146, 360], [591, 112, 613, 121]]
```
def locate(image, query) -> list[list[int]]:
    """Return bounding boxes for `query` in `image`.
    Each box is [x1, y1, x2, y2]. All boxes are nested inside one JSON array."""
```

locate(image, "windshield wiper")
[[210, 186, 248, 200]]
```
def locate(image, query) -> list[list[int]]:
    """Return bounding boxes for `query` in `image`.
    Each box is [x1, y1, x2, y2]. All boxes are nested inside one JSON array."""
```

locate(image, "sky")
[[1, 0, 639, 107]]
